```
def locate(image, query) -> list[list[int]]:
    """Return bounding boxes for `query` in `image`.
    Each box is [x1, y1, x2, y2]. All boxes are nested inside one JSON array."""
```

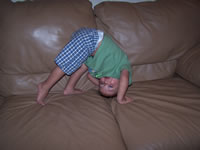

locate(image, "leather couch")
[[0, 0, 200, 150]]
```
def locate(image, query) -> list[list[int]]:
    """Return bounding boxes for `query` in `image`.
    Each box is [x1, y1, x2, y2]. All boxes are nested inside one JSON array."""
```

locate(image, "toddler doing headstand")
[[37, 28, 133, 105]]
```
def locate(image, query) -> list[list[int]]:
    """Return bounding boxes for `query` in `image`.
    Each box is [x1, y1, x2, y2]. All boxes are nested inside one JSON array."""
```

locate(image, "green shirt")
[[85, 34, 132, 85]]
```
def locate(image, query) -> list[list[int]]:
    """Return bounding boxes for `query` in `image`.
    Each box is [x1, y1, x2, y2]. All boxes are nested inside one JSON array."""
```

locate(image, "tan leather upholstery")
[[0, 0, 96, 97], [0, 0, 200, 150], [94, 0, 200, 82], [0, 90, 126, 150], [111, 77, 200, 150], [176, 44, 200, 87]]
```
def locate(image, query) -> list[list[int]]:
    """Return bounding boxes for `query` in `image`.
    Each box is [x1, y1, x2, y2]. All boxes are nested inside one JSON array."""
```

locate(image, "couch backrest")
[[0, 0, 96, 97], [1, 0, 200, 97], [94, 0, 200, 82]]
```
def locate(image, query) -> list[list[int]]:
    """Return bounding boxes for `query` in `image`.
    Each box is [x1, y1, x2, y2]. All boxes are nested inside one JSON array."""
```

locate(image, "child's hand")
[[64, 88, 84, 96], [117, 96, 133, 104]]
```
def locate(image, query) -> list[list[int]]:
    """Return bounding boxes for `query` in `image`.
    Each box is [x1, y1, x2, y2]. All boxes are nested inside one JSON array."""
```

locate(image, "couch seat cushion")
[[0, 90, 126, 150], [111, 77, 200, 150]]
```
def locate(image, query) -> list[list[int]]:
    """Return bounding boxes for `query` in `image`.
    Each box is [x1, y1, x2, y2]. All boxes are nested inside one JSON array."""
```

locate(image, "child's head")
[[99, 77, 119, 97]]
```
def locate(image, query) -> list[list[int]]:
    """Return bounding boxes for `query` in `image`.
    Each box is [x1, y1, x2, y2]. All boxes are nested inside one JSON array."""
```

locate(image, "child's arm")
[[64, 64, 88, 95], [117, 69, 133, 104], [87, 73, 99, 86]]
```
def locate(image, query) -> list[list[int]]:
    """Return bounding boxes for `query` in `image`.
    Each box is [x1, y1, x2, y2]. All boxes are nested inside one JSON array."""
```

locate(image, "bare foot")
[[37, 82, 49, 105]]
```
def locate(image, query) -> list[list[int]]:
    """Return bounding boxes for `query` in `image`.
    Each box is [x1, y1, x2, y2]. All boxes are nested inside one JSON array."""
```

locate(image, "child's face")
[[99, 77, 119, 97]]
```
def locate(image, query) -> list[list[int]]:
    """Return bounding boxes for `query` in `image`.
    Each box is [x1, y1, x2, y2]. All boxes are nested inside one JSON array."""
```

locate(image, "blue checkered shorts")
[[55, 28, 99, 75]]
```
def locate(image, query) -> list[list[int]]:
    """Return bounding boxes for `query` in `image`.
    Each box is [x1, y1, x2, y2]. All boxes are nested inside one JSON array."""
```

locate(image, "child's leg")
[[87, 73, 99, 86], [37, 66, 65, 105], [63, 64, 88, 95]]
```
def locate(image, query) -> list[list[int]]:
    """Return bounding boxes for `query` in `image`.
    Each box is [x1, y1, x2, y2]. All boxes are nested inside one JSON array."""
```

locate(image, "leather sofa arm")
[[176, 45, 200, 87]]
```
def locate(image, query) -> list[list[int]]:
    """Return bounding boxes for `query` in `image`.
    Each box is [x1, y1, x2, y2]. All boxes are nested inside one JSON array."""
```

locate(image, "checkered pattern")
[[55, 28, 99, 75]]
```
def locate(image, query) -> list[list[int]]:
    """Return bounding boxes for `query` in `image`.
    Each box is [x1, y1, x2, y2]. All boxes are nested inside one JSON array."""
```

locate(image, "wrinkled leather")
[[94, 0, 200, 82], [0, 90, 126, 150], [0, 0, 200, 150], [0, 0, 96, 97], [111, 77, 200, 150], [132, 60, 176, 82], [176, 44, 200, 87]]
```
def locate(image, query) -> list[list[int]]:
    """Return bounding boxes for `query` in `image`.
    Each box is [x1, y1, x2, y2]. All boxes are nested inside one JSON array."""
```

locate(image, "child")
[[37, 28, 133, 105]]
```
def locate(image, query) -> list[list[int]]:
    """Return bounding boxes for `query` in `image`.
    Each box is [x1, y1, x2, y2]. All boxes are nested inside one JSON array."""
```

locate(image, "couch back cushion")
[[0, 0, 96, 97], [94, 0, 200, 82], [176, 44, 200, 88]]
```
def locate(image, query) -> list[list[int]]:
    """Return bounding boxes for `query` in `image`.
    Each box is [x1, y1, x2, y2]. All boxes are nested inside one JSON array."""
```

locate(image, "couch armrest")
[[176, 45, 200, 87]]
